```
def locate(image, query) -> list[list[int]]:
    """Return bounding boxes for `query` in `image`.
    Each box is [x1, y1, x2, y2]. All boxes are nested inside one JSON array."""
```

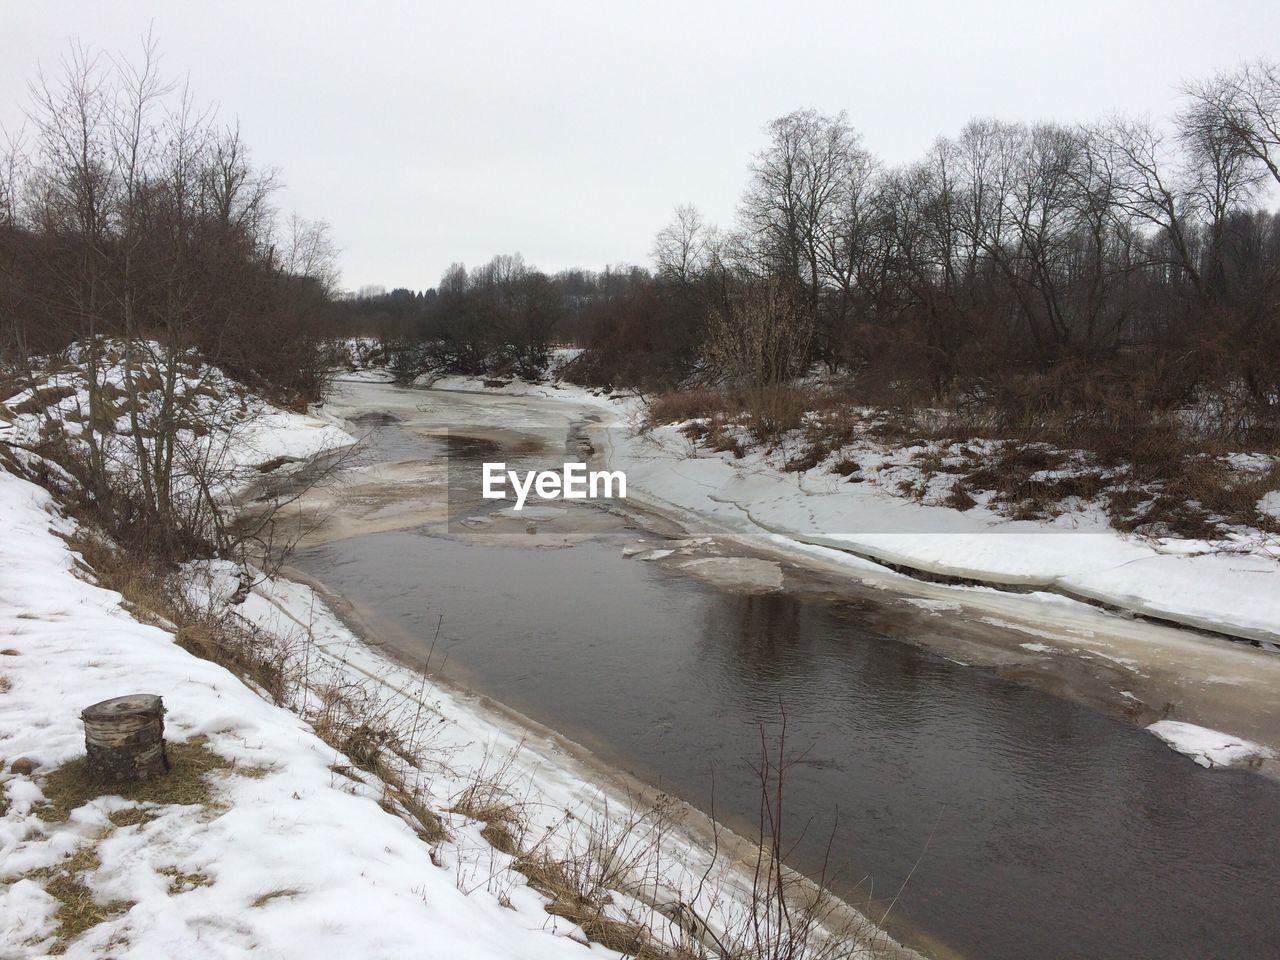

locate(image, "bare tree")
[[1094, 117, 1202, 290], [652, 203, 712, 283], [741, 110, 868, 367], [282, 213, 340, 295], [1186, 60, 1280, 189]]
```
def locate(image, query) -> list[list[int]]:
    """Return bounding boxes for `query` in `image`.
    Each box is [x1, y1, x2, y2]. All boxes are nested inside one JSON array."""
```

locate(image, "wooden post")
[[81, 694, 169, 782]]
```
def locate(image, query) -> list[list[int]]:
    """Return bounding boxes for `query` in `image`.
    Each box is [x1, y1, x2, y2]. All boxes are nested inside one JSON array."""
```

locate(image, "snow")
[[1063, 551, 1280, 641], [1146, 720, 1274, 769], [676, 556, 784, 592], [901, 598, 963, 616], [230, 408, 354, 469], [633, 548, 675, 561], [1259, 490, 1280, 521]]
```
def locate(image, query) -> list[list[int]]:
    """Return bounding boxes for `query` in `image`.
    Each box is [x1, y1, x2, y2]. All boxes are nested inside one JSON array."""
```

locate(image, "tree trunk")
[[81, 694, 169, 782]]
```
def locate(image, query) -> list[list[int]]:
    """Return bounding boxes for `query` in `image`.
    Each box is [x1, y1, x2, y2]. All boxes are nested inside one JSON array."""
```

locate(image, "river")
[[284, 379, 1280, 960]]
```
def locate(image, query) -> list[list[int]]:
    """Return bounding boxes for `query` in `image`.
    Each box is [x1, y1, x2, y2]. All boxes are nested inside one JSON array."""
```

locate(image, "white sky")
[[3, 0, 1279, 291]]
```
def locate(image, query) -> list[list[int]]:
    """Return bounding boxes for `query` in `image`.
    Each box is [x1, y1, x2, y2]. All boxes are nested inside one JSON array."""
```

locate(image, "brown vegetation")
[[646, 380, 1280, 538]]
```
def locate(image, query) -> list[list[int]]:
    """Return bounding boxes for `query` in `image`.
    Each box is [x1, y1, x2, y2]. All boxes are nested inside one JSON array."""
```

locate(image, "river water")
[[289, 402, 1280, 960]]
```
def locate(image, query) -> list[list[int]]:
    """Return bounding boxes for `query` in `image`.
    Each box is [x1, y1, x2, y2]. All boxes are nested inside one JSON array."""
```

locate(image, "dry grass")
[[250, 887, 301, 908], [309, 679, 449, 844], [647, 384, 831, 445], [106, 807, 158, 829], [451, 779, 525, 856], [35, 738, 233, 823], [646, 382, 1280, 538], [380, 782, 448, 845], [515, 851, 665, 957], [158, 866, 214, 895], [8, 384, 78, 416], [25, 847, 133, 955], [328, 762, 366, 784]]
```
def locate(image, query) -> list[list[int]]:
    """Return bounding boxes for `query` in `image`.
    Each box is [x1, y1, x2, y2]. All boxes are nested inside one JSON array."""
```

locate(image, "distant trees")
[[327, 60, 1280, 441], [339, 254, 565, 382]]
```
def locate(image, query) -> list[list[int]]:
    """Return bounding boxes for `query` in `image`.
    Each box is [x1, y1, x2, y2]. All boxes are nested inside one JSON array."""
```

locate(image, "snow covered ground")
[[617, 439, 1280, 646]]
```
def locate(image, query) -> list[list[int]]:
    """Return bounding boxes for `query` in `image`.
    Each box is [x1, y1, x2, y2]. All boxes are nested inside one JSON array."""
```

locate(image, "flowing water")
[[289, 410, 1280, 960]]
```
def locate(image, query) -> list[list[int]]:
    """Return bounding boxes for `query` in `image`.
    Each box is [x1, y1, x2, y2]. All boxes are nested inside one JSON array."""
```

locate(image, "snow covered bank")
[[619, 443, 1280, 646], [0, 457, 899, 958], [0, 470, 605, 958], [0, 342, 355, 496]]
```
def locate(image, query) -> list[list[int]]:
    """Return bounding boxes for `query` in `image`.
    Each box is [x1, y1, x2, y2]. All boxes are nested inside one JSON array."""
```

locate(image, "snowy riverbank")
[[0, 468, 621, 958], [1, 367, 906, 958]]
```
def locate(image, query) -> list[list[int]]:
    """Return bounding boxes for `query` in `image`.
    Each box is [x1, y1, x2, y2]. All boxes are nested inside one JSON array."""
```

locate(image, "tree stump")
[[81, 694, 169, 782]]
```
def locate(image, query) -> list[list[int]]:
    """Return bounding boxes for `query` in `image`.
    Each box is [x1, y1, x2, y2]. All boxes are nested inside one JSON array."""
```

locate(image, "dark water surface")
[[293, 429, 1280, 960]]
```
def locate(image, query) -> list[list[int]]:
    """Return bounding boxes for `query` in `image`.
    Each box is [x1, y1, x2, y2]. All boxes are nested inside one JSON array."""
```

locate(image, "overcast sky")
[[3, 1, 1279, 291]]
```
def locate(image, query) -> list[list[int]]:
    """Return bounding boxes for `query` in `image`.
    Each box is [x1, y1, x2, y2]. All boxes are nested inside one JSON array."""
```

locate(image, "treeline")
[[333, 257, 697, 385], [0, 40, 340, 402], [343, 60, 1280, 441]]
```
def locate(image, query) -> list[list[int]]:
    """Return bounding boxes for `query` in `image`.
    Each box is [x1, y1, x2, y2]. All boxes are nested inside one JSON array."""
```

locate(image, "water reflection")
[[294, 521, 1280, 960]]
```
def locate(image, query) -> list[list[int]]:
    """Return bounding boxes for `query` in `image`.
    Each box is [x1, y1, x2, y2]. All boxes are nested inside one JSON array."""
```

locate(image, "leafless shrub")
[[706, 279, 813, 389]]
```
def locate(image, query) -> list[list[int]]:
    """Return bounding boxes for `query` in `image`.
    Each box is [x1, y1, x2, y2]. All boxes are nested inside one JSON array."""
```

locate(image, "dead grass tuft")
[[451, 780, 525, 856], [28, 847, 134, 954], [250, 887, 301, 908], [380, 783, 448, 845], [328, 763, 366, 784], [10, 384, 78, 416], [158, 866, 214, 894], [515, 850, 679, 958], [105, 807, 158, 829]]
